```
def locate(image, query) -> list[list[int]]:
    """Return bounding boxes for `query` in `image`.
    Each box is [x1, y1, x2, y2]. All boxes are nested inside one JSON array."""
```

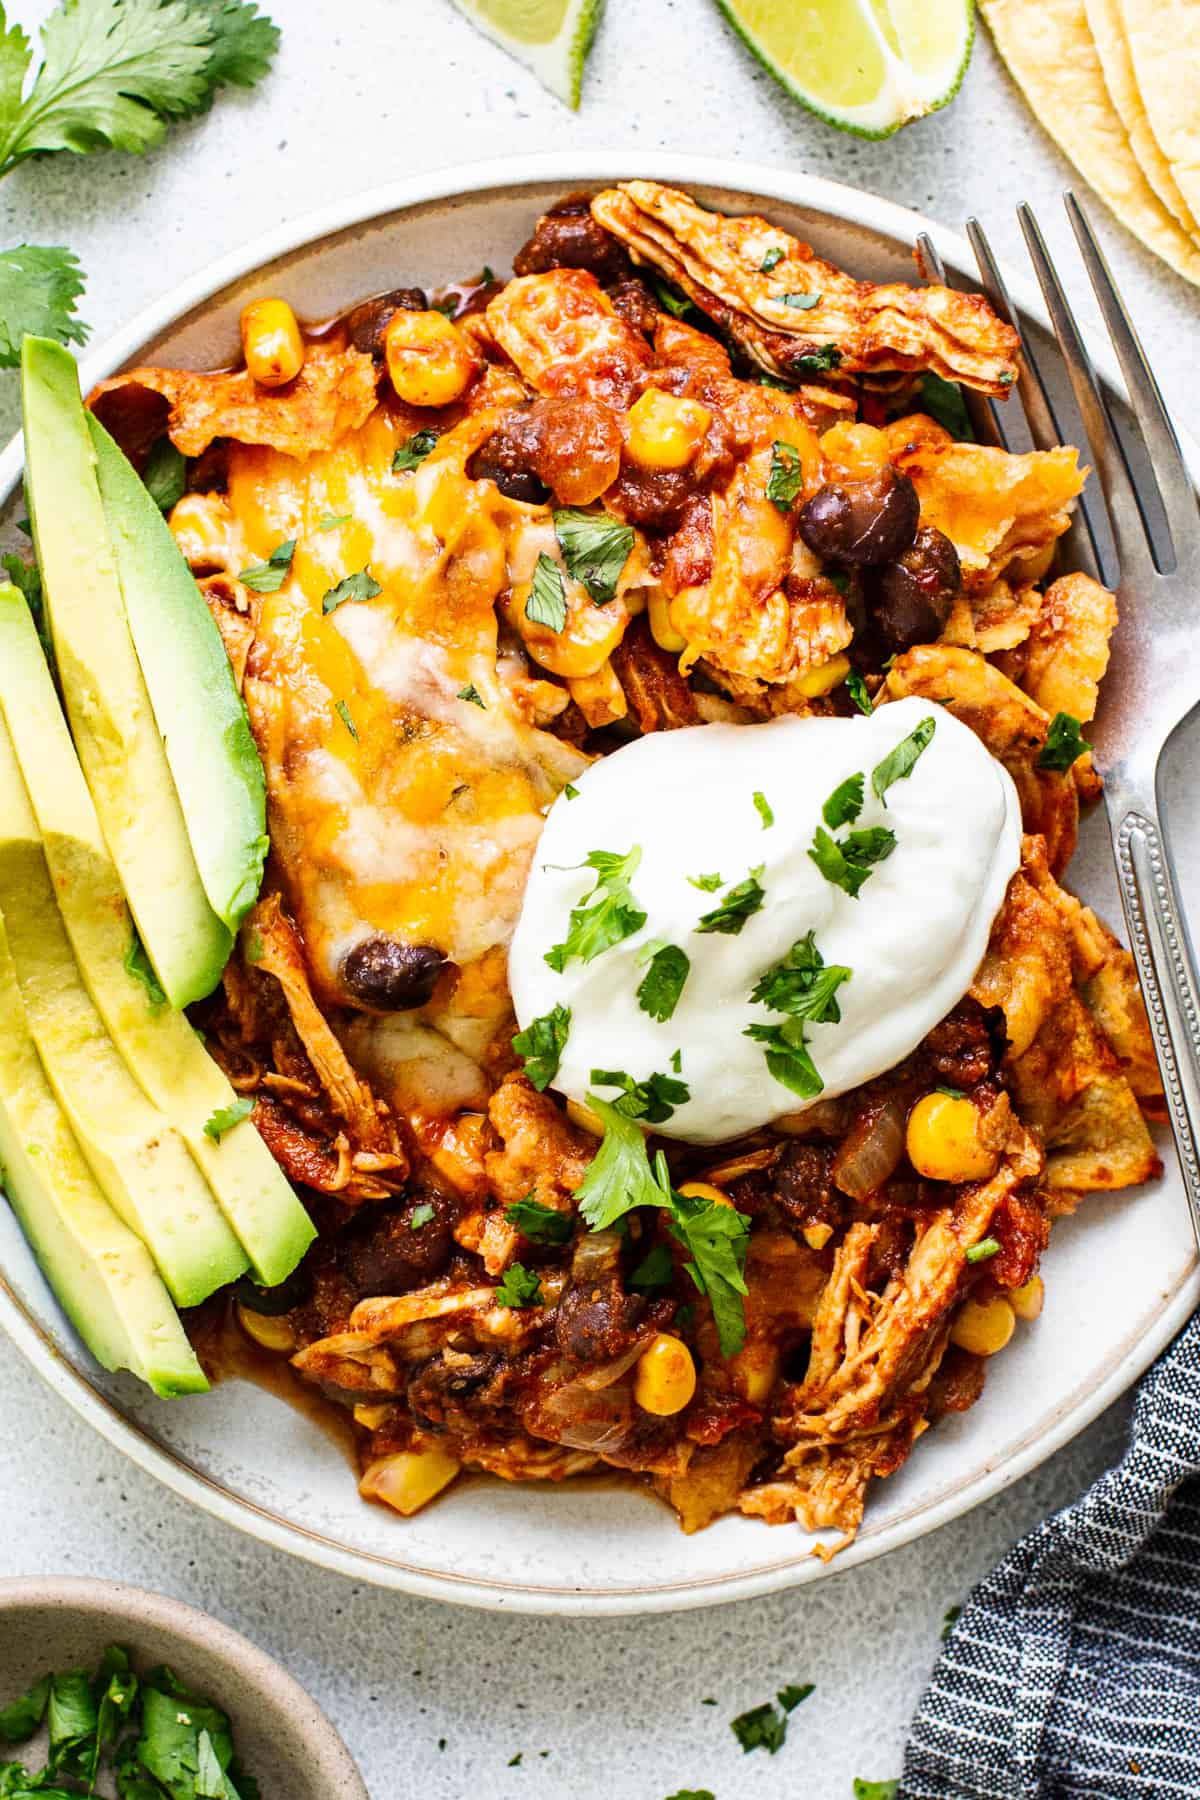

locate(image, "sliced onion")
[[577, 1337, 648, 1391], [831, 1097, 905, 1200], [537, 1381, 633, 1453], [571, 1228, 623, 1281]]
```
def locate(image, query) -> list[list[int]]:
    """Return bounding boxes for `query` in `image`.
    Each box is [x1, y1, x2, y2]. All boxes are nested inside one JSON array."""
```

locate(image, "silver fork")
[[919, 199, 1200, 1251]]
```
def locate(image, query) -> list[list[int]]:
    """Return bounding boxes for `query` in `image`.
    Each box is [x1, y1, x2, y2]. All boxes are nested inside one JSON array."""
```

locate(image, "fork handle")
[[1109, 791, 1200, 1250]]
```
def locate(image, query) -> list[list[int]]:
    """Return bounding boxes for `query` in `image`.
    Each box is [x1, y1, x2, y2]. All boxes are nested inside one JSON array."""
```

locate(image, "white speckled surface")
[[0, 2, 1194, 1795]]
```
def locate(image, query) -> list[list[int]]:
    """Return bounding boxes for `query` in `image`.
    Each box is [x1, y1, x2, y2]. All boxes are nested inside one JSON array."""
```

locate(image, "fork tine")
[[967, 217, 1109, 584], [915, 232, 1008, 450], [1065, 192, 1199, 571], [1017, 202, 1154, 584]]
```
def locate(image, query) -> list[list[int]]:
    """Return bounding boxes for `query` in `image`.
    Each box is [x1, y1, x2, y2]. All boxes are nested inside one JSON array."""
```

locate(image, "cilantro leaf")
[[650, 276, 693, 318], [553, 509, 634, 606], [781, 292, 821, 309], [334, 698, 358, 740], [409, 1202, 435, 1229], [142, 437, 185, 512], [965, 1236, 1000, 1264], [511, 1002, 571, 1091], [752, 790, 774, 829], [845, 667, 873, 715], [919, 370, 975, 442], [630, 1242, 674, 1291], [687, 871, 722, 893], [636, 944, 689, 1022], [941, 1604, 962, 1639], [574, 1096, 665, 1231], [137, 1672, 235, 1798], [853, 1783, 899, 1799], [392, 429, 438, 472], [794, 343, 842, 375], [1039, 710, 1091, 772], [765, 439, 804, 513], [749, 931, 851, 1023], [730, 1700, 787, 1755], [122, 932, 166, 1011], [89, 1648, 137, 1782], [670, 1185, 749, 1356], [526, 553, 567, 633], [238, 539, 294, 593], [493, 1261, 543, 1309], [844, 824, 897, 867], [563, 783, 579, 800], [695, 866, 765, 935], [192, 2, 280, 102], [744, 1018, 825, 1100], [505, 1195, 573, 1245], [777, 1682, 814, 1712], [871, 715, 936, 802], [590, 1067, 690, 1125], [322, 567, 382, 612], [0, 244, 87, 365], [457, 683, 485, 708], [545, 847, 646, 973], [822, 773, 863, 828], [203, 1096, 254, 1142], [808, 824, 894, 898], [46, 1669, 96, 1774], [317, 512, 350, 531], [759, 246, 784, 273], [0, 1675, 48, 1743]]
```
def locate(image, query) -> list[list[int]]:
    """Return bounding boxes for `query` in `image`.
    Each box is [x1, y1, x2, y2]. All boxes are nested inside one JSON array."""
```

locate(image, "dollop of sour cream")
[[509, 697, 1022, 1146]]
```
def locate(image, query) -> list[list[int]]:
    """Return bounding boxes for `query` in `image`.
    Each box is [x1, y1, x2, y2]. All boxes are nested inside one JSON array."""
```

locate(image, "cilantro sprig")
[[238, 538, 294, 593], [545, 847, 646, 972], [553, 509, 634, 606], [745, 932, 850, 1099], [590, 1066, 690, 1124], [766, 439, 804, 513], [636, 943, 690, 1022], [511, 1003, 570, 1092], [872, 714, 936, 803], [1039, 710, 1091, 772], [494, 1262, 543, 1309], [526, 552, 567, 633], [695, 865, 766, 936], [505, 1195, 573, 1246], [0, 1, 279, 364]]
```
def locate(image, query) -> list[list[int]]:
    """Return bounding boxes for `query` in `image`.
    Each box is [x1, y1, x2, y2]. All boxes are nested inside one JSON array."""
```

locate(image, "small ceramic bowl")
[[0, 1576, 368, 1799]]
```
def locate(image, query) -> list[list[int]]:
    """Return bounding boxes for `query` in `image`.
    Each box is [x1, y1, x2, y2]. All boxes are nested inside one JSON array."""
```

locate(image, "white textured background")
[[0, 2, 1196, 1796]]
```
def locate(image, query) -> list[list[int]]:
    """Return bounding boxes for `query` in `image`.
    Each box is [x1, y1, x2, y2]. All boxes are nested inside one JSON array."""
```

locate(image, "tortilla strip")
[[981, 0, 1200, 288], [1084, 0, 1200, 242], [1117, 0, 1200, 228]]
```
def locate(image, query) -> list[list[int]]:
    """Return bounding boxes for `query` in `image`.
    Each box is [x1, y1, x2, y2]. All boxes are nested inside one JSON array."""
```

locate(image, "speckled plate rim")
[[0, 1575, 369, 1795], [0, 150, 1196, 1616]]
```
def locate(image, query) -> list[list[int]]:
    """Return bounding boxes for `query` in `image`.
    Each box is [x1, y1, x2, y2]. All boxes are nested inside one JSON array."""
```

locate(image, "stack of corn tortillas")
[[982, 0, 1200, 287]]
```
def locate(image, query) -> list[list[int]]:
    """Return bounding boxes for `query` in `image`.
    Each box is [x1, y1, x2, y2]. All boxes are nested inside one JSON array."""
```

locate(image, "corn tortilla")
[[1084, 0, 1200, 243], [982, 0, 1200, 287], [1117, 0, 1200, 231]]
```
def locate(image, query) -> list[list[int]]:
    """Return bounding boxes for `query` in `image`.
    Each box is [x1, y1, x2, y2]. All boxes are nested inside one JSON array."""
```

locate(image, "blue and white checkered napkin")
[[900, 1309, 1200, 1800]]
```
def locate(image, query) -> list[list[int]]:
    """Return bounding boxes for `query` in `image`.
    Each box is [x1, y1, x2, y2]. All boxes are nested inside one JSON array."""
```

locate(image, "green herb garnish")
[[781, 292, 821, 309], [794, 344, 842, 375], [743, 1019, 824, 1099], [392, 428, 439, 471], [749, 931, 851, 1023], [575, 1097, 665, 1231], [238, 538, 294, 593], [545, 848, 646, 973], [322, 567, 382, 612], [505, 1196, 573, 1246], [778, 1683, 814, 1712], [965, 1237, 1001, 1264], [334, 698, 358, 740], [919, 370, 975, 442], [730, 1701, 788, 1755], [493, 1262, 543, 1309], [651, 276, 693, 318], [317, 512, 350, 530], [409, 1202, 435, 1229], [765, 439, 804, 513], [752, 790, 774, 830], [142, 438, 186, 512], [822, 773, 864, 829], [636, 944, 690, 1022], [511, 1003, 571, 1091], [853, 1783, 899, 1799], [203, 1096, 254, 1142], [845, 668, 873, 715], [808, 823, 896, 898], [563, 783, 579, 800], [553, 509, 634, 606], [687, 871, 723, 893], [760, 246, 785, 273], [695, 866, 766, 936], [871, 715, 936, 802], [590, 1067, 690, 1125], [526, 553, 567, 633], [457, 683, 486, 708], [1039, 711, 1091, 772], [630, 1242, 674, 1291], [123, 932, 166, 1011]]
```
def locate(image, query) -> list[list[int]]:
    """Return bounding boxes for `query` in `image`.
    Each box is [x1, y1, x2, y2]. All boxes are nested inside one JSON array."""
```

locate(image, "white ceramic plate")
[[1, 153, 1197, 1616]]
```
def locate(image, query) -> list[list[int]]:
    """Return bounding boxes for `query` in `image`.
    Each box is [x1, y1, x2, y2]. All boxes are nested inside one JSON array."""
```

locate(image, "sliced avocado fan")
[[0, 907, 208, 1398], [20, 336, 231, 1009], [0, 587, 317, 1290]]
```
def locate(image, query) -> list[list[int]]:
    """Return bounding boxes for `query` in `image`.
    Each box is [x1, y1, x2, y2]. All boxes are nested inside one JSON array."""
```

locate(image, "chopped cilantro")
[[1039, 711, 1091, 772], [636, 944, 690, 1023], [966, 1237, 1001, 1264], [526, 553, 567, 633], [239, 538, 295, 592], [749, 931, 851, 1023], [631, 1242, 675, 1291], [845, 668, 873, 715], [505, 1196, 573, 1246], [744, 1019, 825, 1100], [766, 439, 805, 513], [919, 370, 975, 442], [511, 1003, 571, 1091], [317, 511, 350, 530], [666, 1791, 715, 1800], [828, 568, 851, 597], [575, 1097, 665, 1231], [409, 1202, 435, 1229], [123, 932, 166, 1011], [508, 1752, 522, 1766], [808, 823, 895, 898], [553, 509, 634, 606], [0, 1672, 49, 1740], [545, 847, 646, 973], [822, 773, 864, 829], [564, 783, 579, 800], [794, 344, 842, 375], [695, 866, 766, 935], [141, 438, 185, 513], [781, 292, 821, 309], [936, 1085, 966, 1099], [687, 871, 723, 893], [494, 1262, 543, 1309], [651, 276, 694, 318], [457, 683, 486, 708], [334, 698, 358, 741], [670, 1048, 682, 1073], [853, 1783, 899, 1799], [778, 1682, 814, 1712], [392, 429, 439, 472], [730, 1700, 788, 1755], [942, 1604, 963, 1639], [203, 1096, 254, 1142], [753, 790, 774, 829], [322, 567, 382, 612], [590, 1067, 690, 1125], [871, 715, 936, 803], [759, 246, 785, 273]]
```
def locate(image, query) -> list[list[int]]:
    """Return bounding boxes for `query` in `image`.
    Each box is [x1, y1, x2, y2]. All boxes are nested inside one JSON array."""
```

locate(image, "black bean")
[[340, 935, 446, 1010], [797, 466, 920, 567], [872, 525, 962, 651], [554, 1275, 643, 1364], [340, 1194, 457, 1297]]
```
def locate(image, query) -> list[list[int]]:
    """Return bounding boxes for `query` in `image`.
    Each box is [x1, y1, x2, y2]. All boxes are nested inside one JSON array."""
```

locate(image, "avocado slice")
[[0, 719, 248, 1307], [87, 415, 269, 934], [0, 909, 208, 1398], [20, 336, 231, 1008], [0, 586, 317, 1287]]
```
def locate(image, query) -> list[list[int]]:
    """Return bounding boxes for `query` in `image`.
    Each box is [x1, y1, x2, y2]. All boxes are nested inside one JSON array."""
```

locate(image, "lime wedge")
[[449, 0, 604, 107], [715, 0, 975, 137]]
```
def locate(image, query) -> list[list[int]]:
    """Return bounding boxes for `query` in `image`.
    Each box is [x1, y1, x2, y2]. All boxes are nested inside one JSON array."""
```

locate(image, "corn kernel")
[[359, 1447, 461, 1516], [384, 309, 477, 408], [1009, 1274, 1044, 1322], [794, 651, 852, 698], [635, 1333, 697, 1416], [906, 1092, 999, 1184], [802, 1221, 834, 1251], [353, 1402, 394, 1431], [730, 1345, 779, 1405], [625, 389, 712, 471], [568, 659, 628, 728], [240, 298, 304, 388], [235, 1303, 296, 1354], [678, 1181, 731, 1208], [648, 588, 688, 653], [950, 1296, 1016, 1357], [566, 1097, 604, 1137]]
